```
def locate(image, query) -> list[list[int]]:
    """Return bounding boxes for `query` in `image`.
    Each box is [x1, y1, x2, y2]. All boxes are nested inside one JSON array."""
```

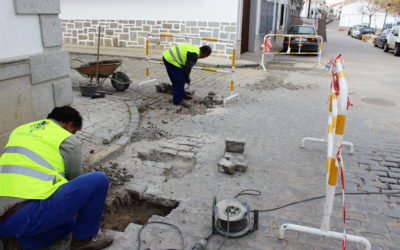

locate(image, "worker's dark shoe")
[[71, 230, 114, 250], [177, 100, 190, 108], [183, 92, 193, 100]]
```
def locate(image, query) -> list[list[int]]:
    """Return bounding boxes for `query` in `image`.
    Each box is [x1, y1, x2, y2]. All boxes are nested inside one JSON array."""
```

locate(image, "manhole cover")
[[361, 98, 395, 107]]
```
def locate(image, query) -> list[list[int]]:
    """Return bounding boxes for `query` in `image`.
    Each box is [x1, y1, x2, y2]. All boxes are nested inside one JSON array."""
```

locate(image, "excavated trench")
[[102, 190, 178, 232]]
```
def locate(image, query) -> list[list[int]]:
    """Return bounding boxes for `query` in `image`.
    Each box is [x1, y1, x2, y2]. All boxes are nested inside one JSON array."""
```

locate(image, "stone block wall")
[[0, 0, 72, 151], [62, 20, 237, 58]]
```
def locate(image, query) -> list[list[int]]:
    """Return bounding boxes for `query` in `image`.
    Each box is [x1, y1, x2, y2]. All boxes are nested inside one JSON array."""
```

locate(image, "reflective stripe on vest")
[[0, 165, 56, 182], [3, 146, 65, 177], [0, 119, 71, 199], [163, 44, 200, 68], [168, 47, 183, 67], [5, 146, 55, 171]]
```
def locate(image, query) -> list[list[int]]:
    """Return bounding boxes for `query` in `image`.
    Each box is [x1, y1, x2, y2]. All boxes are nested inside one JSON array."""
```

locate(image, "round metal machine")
[[212, 197, 258, 238]]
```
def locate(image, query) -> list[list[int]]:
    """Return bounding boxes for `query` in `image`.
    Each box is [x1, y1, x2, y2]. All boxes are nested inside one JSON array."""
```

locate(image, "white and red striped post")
[[278, 54, 371, 250]]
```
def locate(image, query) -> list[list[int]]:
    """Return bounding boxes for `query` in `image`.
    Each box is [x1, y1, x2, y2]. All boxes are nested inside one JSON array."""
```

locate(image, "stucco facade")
[[0, 0, 73, 151]]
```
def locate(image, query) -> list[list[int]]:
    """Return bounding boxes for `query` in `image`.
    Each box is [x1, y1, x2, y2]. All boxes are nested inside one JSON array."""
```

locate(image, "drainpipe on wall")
[[272, 0, 277, 33], [254, 0, 261, 52]]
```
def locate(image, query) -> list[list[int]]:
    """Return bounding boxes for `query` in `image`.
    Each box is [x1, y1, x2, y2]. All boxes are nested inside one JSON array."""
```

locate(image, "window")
[[288, 26, 316, 35]]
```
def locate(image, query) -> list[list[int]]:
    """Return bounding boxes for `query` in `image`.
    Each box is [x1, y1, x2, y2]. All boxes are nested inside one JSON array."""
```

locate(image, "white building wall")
[[0, 0, 72, 150], [340, 1, 398, 29], [60, 0, 238, 22], [0, 0, 43, 59]]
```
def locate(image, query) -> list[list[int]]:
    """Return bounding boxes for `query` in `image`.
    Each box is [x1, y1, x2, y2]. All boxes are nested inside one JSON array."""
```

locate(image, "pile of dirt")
[[91, 161, 133, 187], [131, 123, 172, 142]]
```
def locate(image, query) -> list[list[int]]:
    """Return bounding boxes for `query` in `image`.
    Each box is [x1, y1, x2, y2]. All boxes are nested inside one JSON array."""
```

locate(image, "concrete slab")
[[14, 0, 60, 14]]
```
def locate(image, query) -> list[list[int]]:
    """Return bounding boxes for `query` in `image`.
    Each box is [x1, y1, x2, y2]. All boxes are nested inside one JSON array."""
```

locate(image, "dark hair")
[[47, 106, 82, 130], [200, 45, 212, 57]]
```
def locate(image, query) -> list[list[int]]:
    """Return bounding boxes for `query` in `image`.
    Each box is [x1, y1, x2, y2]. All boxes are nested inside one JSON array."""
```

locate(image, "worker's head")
[[199, 45, 212, 59], [47, 106, 83, 134]]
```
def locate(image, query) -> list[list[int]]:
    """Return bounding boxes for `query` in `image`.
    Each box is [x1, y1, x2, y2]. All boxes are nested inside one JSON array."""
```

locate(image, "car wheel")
[[383, 43, 389, 52], [394, 44, 400, 56]]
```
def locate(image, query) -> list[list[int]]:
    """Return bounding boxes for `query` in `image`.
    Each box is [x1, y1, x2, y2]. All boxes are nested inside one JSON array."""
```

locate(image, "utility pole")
[[383, 3, 391, 30], [308, 0, 312, 18]]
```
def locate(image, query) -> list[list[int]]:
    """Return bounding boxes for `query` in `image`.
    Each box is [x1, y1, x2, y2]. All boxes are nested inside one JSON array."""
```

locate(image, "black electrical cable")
[[234, 189, 262, 198], [254, 191, 400, 213], [137, 221, 185, 250], [137, 190, 400, 250]]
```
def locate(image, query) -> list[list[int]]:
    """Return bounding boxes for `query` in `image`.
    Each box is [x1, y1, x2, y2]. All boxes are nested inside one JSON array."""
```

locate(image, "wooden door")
[[241, 0, 251, 53]]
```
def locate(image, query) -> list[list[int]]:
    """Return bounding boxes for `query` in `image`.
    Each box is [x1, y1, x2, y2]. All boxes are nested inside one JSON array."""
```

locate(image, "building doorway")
[[241, 0, 251, 53]]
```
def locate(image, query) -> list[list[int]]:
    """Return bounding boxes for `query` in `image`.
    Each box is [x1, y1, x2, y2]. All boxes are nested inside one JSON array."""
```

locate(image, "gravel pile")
[[92, 162, 133, 187]]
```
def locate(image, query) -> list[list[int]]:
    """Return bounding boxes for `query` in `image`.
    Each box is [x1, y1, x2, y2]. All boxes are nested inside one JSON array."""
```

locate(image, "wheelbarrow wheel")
[[111, 71, 130, 91]]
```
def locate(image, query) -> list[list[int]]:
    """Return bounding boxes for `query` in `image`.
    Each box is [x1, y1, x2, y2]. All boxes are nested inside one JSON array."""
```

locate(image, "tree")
[[382, 0, 400, 15], [359, 0, 384, 27]]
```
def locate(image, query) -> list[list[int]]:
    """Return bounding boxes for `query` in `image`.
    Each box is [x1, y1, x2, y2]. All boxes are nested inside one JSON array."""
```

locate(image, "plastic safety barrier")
[[260, 33, 324, 71], [138, 33, 239, 106], [278, 54, 371, 250]]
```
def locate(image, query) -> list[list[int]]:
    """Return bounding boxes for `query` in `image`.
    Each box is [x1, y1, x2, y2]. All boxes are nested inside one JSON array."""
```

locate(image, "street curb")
[[87, 100, 139, 167], [68, 50, 260, 68]]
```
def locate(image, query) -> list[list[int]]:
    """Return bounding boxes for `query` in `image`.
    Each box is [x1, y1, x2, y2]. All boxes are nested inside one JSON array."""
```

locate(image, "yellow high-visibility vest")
[[163, 44, 200, 68], [0, 119, 72, 199]]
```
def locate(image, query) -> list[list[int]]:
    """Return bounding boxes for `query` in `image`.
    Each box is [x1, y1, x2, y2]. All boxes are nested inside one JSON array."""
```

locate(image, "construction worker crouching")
[[162, 44, 212, 107], [0, 106, 113, 250]]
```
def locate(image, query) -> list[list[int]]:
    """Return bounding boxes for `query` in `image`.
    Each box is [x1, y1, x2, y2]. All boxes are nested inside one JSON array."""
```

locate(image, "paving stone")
[[387, 172, 400, 178], [383, 208, 400, 219], [381, 162, 399, 168], [389, 167, 400, 173], [224, 152, 249, 173], [370, 170, 388, 177], [359, 159, 378, 165], [389, 184, 400, 190], [358, 185, 380, 193], [125, 183, 147, 199], [359, 164, 370, 171], [217, 158, 236, 175], [383, 157, 400, 163], [389, 196, 400, 204], [379, 177, 398, 184], [370, 165, 389, 171], [364, 180, 387, 189], [177, 151, 195, 160], [225, 138, 246, 154], [364, 222, 389, 235]]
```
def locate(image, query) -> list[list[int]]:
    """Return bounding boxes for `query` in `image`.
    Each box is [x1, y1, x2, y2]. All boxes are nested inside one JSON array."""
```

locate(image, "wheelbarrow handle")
[[71, 58, 86, 63]]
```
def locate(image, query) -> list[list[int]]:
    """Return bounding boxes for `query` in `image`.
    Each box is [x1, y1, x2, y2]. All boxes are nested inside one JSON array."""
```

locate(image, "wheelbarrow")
[[72, 59, 132, 92]]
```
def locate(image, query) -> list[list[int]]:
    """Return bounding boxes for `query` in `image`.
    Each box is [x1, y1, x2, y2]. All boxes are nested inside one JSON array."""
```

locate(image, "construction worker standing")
[[0, 106, 113, 250], [162, 44, 212, 107]]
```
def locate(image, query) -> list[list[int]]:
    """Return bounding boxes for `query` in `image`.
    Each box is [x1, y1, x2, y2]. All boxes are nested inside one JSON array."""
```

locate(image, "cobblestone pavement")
[[71, 92, 139, 167], [67, 25, 400, 250]]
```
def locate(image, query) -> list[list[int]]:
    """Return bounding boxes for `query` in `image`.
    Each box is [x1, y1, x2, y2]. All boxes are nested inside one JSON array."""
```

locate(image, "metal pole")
[[95, 26, 101, 86], [383, 8, 388, 30], [307, 0, 312, 18]]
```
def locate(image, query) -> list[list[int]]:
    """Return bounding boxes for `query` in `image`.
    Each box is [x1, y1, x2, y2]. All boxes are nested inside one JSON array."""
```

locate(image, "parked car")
[[373, 29, 390, 48], [352, 26, 375, 39], [348, 25, 363, 36], [283, 25, 319, 53], [384, 26, 400, 56]]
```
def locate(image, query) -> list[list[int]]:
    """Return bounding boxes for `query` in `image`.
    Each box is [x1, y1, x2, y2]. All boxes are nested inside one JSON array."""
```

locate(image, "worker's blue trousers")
[[0, 172, 109, 250], [163, 57, 187, 104]]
